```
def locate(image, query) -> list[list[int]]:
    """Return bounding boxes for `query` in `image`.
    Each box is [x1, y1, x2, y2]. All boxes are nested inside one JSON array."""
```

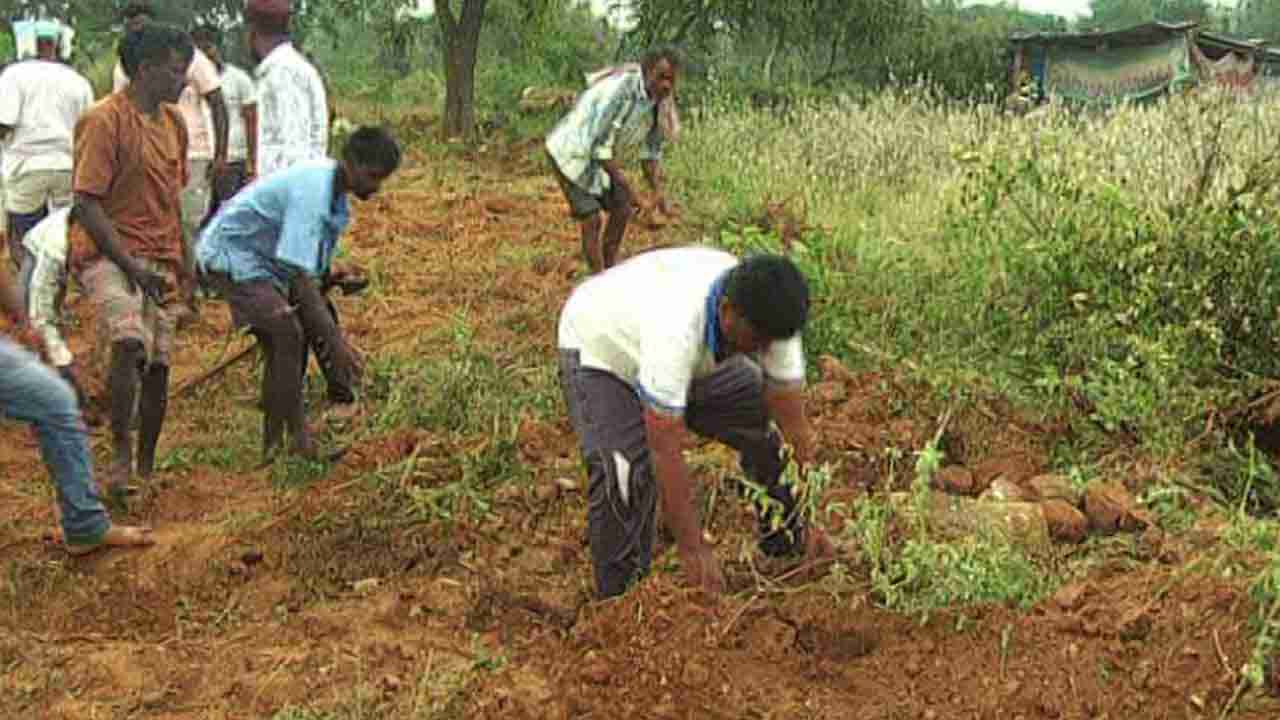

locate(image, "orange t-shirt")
[[68, 92, 189, 271]]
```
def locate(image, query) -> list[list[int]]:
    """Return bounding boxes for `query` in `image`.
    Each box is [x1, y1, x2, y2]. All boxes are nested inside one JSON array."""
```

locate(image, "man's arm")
[[0, 260, 41, 353], [0, 262, 27, 326], [641, 158, 678, 214], [27, 250, 73, 366], [75, 193, 168, 302], [243, 103, 258, 177], [205, 87, 229, 173], [644, 408, 725, 596], [764, 384, 815, 467]]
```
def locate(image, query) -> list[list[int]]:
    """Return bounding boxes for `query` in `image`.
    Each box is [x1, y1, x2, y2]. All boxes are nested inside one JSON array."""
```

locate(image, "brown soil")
[[1, 142, 1277, 719]]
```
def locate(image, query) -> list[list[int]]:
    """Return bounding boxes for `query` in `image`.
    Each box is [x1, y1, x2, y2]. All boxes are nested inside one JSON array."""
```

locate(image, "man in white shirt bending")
[[557, 247, 835, 599], [0, 21, 92, 275]]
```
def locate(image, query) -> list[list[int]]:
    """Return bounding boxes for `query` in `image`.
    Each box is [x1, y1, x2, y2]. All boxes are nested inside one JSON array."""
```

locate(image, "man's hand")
[[207, 158, 228, 184], [679, 542, 725, 597], [804, 526, 836, 566], [124, 263, 172, 305], [324, 265, 369, 296]]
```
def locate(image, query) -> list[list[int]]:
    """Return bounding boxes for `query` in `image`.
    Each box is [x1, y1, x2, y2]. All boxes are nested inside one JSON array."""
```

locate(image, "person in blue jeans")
[[0, 264, 153, 554]]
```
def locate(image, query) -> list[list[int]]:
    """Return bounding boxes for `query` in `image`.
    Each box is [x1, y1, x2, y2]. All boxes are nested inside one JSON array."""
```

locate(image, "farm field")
[[4, 92, 1280, 719]]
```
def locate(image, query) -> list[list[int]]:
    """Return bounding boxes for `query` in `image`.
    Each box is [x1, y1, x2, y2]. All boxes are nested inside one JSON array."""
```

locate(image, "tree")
[[436, 0, 488, 139], [1238, 0, 1280, 41], [1087, 0, 1155, 29], [1153, 0, 1209, 23]]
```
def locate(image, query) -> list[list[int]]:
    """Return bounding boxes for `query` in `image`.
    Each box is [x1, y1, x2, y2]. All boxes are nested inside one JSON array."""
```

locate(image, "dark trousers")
[[209, 273, 358, 409], [204, 160, 251, 228], [558, 351, 805, 598]]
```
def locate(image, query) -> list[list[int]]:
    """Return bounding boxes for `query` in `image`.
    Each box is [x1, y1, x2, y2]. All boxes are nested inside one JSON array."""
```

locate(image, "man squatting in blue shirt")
[[196, 126, 400, 462]]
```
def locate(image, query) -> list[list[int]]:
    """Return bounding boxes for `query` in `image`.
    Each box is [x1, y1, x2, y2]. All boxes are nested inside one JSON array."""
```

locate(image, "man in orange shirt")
[[70, 23, 191, 497]]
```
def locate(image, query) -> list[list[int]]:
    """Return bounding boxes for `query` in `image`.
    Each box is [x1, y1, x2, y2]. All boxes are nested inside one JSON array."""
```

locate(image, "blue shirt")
[[196, 159, 349, 291]]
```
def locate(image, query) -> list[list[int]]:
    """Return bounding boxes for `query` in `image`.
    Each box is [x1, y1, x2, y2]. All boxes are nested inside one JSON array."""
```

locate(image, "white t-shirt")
[[0, 60, 93, 179], [219, 64, 257, 162], [22, 207, 72, 367], [255, 43, 328, 178], [114, 48, 222, 160], [558, 246, 806, 414]]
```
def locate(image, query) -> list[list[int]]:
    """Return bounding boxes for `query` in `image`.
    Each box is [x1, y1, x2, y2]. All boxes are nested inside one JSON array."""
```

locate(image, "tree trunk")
[[437, 0, 489, 140], [763, 27, 785, 84]]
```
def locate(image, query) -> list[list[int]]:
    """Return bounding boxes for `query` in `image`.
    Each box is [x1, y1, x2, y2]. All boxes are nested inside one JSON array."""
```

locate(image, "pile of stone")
[[916, 467, 1152, 546]]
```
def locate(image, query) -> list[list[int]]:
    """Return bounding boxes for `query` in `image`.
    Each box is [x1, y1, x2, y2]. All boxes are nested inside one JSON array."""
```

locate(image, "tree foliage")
[[1238, 0, 1280, 41], [1086, 0, 1209, 30]]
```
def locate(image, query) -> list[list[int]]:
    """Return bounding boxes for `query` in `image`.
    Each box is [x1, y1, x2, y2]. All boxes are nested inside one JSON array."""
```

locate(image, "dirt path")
[[1, 144, 1277, 719]]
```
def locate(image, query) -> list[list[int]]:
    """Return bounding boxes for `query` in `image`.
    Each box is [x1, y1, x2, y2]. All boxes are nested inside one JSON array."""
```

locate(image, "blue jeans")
[[0, 337, 109, 546]]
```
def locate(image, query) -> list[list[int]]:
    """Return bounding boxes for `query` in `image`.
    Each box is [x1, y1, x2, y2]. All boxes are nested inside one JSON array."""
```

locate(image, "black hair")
[[121, 2, 154, 20], [119, 23, 194, 80], [723, 254, 810, 340], [190, 25, 221, 48], [641, 46, 682, 73], [343, 126, 402, 175]]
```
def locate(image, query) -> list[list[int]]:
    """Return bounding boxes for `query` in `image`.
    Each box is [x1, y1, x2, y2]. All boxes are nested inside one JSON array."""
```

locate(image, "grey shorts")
[[547, 153, 629, 220]]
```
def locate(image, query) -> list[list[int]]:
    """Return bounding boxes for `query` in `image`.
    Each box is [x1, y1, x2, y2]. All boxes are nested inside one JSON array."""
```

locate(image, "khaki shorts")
[[80, 258, 177, 368], [4, 169, 73, 215]]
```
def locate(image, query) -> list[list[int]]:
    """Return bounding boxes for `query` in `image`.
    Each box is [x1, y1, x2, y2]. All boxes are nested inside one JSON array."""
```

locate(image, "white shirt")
[[22, 207, 72, 367], [255, 43, 328, 178], [0, 60, 93, 179], [219, 64, 257, 162], [558, 247, 806, 414], [114, 48, 223, 160]]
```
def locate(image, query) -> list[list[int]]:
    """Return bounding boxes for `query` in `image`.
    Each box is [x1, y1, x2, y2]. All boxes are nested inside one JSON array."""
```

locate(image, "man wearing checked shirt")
[[545, 47, 682, 274], [557, 247, 835, 599]]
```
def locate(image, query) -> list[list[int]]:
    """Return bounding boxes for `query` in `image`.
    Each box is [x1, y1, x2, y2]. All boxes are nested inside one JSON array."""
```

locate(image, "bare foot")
[[66, 525, 155, 556]]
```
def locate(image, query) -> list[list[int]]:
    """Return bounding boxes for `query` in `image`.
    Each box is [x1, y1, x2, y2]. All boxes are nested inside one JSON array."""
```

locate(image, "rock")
[[352, 578, 381, 595], [972, 455, 1040, 495], [517, 86, 577, 114], [1051, 583, 1087, 611], [980, 477, 1036, 503], [817, 355, 856, 384], [581, 657, 611, 685], [240, 549, 264, 566], [1116, 606, 1153, 641], [888, 492, 1050, 548], [933, 466, 976, 496], [811, 381, 847, 405], [747, 616, 797, 659], [534, 485, 559, 503], [1027, 474, 1081, 505], [1042, 500, 1088, 544], [683, 659, 712, 687], [380, 674, 403, 693], [553, 477, 580, 492], [1084, 482, 1148, 534]]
